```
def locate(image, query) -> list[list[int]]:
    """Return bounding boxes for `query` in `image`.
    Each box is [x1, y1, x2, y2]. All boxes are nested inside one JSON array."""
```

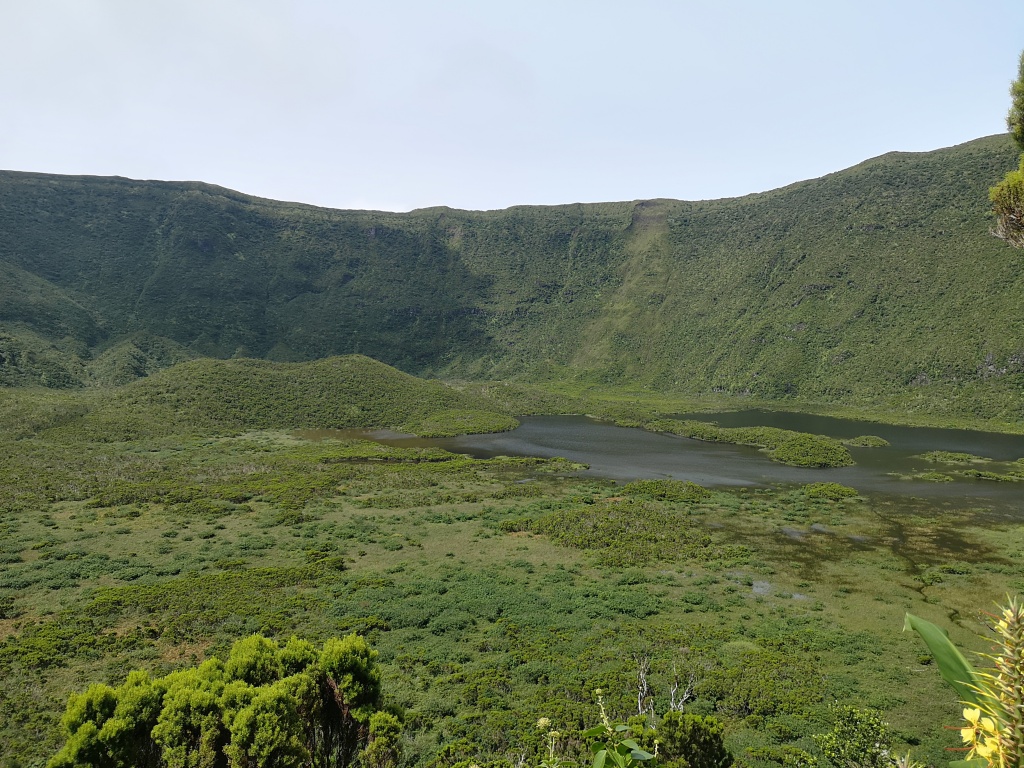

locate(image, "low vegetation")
[[917, 451, 991, 465], [802, 483, 859, 501], [842, 436, 889, 448], [624, 418, 854, 468], [0, 379, 1019, 768]]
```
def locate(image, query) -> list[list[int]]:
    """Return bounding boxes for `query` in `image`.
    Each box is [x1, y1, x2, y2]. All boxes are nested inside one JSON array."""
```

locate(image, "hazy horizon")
[[3, 1, 1023, 212]]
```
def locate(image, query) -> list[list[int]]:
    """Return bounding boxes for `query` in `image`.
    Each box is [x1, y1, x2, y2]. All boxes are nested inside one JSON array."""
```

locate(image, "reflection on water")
[[297, 411, 1024, 514]]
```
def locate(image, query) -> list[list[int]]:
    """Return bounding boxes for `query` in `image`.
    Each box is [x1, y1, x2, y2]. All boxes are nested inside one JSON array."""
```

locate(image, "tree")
[[991, 51, 1024, 247], [48, 633, 396, 768], [1008, 51, 1024, 153], [360, 712, 403, 768], [813, 705, 893, 768], [655, 711, 732, 768]]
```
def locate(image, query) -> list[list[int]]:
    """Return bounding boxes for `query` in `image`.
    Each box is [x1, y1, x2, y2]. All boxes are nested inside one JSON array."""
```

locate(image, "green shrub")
[[803, 482, 858, 501], [842, 435, 889, 447], [48, 633, 389, 768], [639, 711, 732, 768], [768, 435, 853, 468], [622, 479, 711, 503], [813, 705, 893, 768], [991, 158, 1024, 248]]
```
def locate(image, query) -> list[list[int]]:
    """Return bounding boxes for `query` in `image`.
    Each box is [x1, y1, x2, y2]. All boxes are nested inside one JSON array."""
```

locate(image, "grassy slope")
[[108, 355, 516, 436], [591, 138, 1024, 417], [5, 355, 517, 442], [0, 136, 1022, 419]]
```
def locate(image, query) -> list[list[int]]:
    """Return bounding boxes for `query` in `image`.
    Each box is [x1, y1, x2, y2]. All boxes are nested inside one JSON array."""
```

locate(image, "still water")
[[301, 411, 1024, 513]]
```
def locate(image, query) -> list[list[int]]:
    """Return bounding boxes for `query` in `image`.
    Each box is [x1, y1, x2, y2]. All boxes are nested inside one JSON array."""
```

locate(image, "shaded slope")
[[569, 137, 1024, 411], [1, 135, 1022, 416]]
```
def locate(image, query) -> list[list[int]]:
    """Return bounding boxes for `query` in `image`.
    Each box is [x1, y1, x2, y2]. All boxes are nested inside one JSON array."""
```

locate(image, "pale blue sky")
[[2, 0, 1023, 211]]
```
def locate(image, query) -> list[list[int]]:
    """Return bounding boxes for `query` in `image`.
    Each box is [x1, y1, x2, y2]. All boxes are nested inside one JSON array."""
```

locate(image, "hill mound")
[[53, 355, 517, 440]]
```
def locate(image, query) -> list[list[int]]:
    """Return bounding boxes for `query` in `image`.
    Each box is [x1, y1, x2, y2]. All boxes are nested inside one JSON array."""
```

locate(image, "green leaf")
[[614, 725, 630, 733], [620, 740, 640, 750], [583, 726, 608, 739], [593, 749, 608, 768], [948, 760, 988, 768], [904, 612, 981, 706], [630, 749, 655, 761]]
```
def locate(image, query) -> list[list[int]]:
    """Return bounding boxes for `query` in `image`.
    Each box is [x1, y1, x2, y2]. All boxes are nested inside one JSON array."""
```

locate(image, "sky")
[[2, 1, 1024, 212]]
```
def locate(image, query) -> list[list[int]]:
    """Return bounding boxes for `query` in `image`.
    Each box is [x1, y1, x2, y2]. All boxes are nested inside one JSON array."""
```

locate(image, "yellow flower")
[[961, 707, 1000, 762], [536, 717, 552, 730], [975, 740, 996, 759], [961, 708, 996, 733]]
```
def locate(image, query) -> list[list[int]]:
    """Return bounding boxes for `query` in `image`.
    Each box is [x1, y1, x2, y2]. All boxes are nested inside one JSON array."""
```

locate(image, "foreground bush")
[[908, 596, 1024, 768], [49, 633, 398, 768], [990, 159, 1024, 248], [992, 51, 1024, 248], [637, 711, 732, 768]]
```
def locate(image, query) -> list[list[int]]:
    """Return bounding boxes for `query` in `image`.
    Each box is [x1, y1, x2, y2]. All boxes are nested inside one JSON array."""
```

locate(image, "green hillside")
[[26, 355, 517, 441], [1, 135, 1021, 417]]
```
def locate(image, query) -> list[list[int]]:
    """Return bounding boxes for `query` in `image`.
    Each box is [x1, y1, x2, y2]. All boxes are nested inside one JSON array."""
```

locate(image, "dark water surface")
[[299, 411, 1024, 514]]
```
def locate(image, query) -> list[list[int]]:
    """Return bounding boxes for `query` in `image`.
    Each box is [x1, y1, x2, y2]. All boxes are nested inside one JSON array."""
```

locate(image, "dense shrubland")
[[47, 601, 1024, 768], [2, 377, 1021, 768]]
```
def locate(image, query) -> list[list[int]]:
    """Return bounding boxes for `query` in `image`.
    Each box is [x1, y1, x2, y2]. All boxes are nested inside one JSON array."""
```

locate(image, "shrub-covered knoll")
[[641, 419, 854, 468], [917, 450, 991, 464], [768, 434, 854, 468], [49, 355, 517, 440], [842, 435, 889, 447]]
